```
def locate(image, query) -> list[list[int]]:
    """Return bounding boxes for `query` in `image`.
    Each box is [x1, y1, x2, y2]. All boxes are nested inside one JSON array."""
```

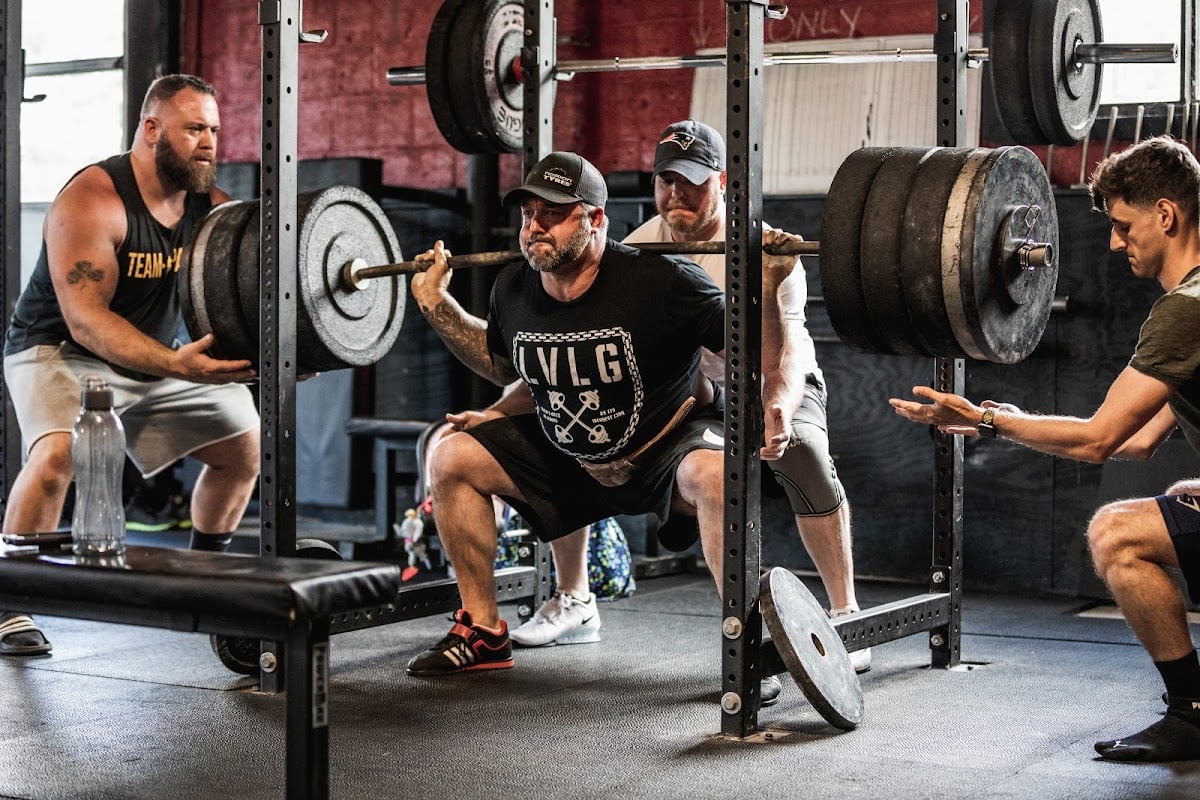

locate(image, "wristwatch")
[[977, 407, 997, 438]]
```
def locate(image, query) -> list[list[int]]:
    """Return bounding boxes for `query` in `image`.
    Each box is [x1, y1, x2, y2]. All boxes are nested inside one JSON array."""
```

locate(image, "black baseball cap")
[[653, 119, 726, 185], [502, 151, 608, 207]]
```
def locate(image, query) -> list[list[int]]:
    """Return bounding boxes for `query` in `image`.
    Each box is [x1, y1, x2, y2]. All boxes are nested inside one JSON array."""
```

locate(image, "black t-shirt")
[[487, 239, 725, 462], [5, 152, 213, 378]]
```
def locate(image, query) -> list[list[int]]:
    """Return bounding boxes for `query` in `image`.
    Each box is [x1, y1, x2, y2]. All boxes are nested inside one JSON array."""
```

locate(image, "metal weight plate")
[[456, 0, 524, 153], [295, 186, 406, 372], [819, 147, 903, 354], [988, 0, 1047, 145], [858, 147, 933, 356], [203, 200, 259, 362], [179, 201, 258, 362], [899, 147, 976, 358], [203, 187, 405, 373], [1029, 0, 1103, 145], [942, 146, 1059, 363], [760, 567, 863, 730], [424, 0, 479, 153], [236, 202, 264, 353]]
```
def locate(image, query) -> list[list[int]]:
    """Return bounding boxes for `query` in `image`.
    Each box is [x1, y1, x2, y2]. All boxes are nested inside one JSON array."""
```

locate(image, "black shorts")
[[1156, 493, 1200, 603], [466, 409, 724, 541]]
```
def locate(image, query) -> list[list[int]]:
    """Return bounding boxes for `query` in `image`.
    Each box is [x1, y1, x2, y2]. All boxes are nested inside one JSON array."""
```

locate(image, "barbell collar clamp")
[[1018, 241, 1055, 271]]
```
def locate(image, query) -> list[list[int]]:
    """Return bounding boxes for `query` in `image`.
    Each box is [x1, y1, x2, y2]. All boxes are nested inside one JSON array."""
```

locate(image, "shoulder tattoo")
[[66, 260, 105, 285]]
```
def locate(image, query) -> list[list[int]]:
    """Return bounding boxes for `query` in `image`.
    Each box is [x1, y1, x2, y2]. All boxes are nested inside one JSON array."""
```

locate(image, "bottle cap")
[[80, 373, 114, 410]]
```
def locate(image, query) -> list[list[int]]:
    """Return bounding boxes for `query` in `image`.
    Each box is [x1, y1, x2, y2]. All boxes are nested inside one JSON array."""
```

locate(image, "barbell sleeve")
[[1073, 42, 1178, 65]]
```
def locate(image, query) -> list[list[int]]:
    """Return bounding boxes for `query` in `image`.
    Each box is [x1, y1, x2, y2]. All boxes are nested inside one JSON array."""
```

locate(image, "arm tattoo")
[[66, 260, 105, 285], [425, 299, 510, 384]]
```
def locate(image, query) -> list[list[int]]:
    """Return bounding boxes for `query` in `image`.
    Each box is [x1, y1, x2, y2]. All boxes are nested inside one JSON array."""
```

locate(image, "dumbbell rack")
[[520, 0, 965, 738]]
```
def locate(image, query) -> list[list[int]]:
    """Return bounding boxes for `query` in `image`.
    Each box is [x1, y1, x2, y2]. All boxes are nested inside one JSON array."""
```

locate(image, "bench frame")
[[0, 545, 402, 800]]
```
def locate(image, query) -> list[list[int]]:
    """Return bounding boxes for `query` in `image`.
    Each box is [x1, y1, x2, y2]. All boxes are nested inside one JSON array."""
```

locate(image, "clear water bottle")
[[71, 374, 126, 556]]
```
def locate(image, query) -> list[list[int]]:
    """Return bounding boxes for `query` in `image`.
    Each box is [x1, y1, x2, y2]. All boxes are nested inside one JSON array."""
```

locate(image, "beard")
[[661, 188, 721, 239], [155, 135, 216, 193], [523, 216, 593, 273]]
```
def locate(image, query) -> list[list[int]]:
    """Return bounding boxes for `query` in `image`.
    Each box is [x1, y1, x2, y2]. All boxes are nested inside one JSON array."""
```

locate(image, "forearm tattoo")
[[66, 260, 104, 285], [423, 298, 501, 382]]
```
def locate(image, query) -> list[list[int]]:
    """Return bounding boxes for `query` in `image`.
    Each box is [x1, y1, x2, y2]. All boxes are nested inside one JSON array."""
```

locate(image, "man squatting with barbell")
[[0, 75, 261, 656], [413, 122, 869, 704], [892, 135, 1200, 762], [404, 149, 804, 703]]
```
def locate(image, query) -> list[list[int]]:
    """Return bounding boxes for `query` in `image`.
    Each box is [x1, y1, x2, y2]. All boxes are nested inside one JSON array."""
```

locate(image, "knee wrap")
[[766, 421, 845, 517]]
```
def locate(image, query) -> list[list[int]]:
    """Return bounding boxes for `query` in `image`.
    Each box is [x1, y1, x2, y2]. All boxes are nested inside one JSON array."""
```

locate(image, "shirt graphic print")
[[514, 326, 644, 462]]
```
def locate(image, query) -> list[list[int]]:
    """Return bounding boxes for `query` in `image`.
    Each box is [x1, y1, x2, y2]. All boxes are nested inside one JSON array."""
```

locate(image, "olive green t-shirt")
[[1129, 265, 1200, 454]]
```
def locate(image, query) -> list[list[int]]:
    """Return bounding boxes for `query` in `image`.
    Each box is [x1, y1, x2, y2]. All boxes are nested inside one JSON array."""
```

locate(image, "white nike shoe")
[[831, 606, 872, 674], [510, 591, 602, 647]]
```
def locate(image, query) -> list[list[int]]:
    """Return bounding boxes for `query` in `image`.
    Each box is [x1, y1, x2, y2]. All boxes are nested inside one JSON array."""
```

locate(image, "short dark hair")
[[139, 74, 217, 118], [1089, 135, 1200, 226]]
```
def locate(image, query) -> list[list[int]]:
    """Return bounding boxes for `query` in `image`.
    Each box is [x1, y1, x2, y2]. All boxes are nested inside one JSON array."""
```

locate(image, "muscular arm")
[[759, 228, 808, 459], [47, 169, 253, 383], [409, 240, 518, 386], [889, 366, 1177, 464]]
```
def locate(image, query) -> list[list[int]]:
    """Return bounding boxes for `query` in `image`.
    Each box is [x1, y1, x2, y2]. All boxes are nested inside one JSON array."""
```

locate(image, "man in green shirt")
[[891, 135, 1200, 762]]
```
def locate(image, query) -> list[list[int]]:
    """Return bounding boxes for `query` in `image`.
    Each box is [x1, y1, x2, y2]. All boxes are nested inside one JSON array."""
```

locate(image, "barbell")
[[389, 0, 1176, 153], [178, 144, 1054, 371]]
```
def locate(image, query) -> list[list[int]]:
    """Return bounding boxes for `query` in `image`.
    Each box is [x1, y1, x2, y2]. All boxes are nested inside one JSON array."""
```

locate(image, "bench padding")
[[0, 546, 400, 633]]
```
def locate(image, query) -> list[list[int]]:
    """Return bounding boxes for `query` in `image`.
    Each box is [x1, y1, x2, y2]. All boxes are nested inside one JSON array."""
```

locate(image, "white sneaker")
[[831, 606, 872, 674], [510, 591, 602, 647]]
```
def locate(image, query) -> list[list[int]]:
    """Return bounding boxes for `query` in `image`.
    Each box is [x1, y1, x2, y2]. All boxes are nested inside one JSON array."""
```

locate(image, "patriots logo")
[[659, 131, 697, 151]]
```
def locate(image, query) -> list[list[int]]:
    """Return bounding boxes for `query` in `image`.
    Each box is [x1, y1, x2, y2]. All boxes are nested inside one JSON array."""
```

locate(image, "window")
[[1096, 0, 1184, 105], [20, 0, 125, 204], [18, 0, 124, 282]]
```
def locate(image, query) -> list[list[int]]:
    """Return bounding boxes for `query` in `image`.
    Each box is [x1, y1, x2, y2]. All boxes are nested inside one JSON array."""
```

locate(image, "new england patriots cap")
[[653, 119, 726, 184]]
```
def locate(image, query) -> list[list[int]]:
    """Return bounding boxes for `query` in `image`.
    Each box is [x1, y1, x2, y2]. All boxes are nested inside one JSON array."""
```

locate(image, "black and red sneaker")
[[406, 609, 514, 676]]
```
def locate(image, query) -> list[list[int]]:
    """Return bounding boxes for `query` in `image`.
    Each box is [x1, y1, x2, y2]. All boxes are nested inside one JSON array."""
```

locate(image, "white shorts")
[[4, 342, 259, 477]]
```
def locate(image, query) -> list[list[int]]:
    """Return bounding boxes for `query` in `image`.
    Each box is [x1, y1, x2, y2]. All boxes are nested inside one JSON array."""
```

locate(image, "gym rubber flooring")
[[2, 567, 1199, 800]]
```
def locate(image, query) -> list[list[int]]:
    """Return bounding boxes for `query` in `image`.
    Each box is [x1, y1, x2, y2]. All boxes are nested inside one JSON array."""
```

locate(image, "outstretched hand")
[[175, 334, 256, 383], [889, 386, 990, 436]]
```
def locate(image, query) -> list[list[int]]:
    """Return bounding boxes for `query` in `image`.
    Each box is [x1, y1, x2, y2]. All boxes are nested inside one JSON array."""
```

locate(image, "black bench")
[[0, 545, 401, 800]]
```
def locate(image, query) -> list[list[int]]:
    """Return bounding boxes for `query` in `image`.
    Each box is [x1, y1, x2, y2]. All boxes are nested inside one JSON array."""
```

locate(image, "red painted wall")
[[188, 1, 1092, 194]]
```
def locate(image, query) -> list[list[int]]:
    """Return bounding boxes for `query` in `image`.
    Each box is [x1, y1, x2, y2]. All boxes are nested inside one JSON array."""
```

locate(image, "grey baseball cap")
[[502, 151, 608, 207], [653, 119, 726, 184]]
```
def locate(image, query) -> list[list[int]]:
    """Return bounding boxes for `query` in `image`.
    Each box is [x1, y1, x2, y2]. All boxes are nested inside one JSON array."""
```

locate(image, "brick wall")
[[182, 1, 968, 191]]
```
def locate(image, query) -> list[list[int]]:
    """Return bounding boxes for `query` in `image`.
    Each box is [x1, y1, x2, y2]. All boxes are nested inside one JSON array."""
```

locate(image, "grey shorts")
[[466, 409, 724, 541], [4, 343, 259, 477], [765, 374, 847, 516]]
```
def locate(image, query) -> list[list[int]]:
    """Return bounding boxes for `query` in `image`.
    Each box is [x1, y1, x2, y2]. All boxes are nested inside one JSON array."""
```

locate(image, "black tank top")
[[4, 152, 213, 380]]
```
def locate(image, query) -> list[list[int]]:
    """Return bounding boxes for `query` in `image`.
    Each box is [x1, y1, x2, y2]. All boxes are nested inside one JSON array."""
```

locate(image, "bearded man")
[[403, 151, 747, 686], [0, 74, 260, 657]]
